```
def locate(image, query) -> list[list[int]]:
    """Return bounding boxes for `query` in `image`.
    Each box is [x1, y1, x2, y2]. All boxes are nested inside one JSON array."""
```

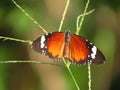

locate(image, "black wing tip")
[[31, 37, 41, 53], [92, 49, 105, 65]]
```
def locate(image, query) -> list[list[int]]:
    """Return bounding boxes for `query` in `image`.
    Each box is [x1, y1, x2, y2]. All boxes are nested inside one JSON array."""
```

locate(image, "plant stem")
[[58, 0, 70, 32], [12, 0, 48, 34], [76, 0, 90, 35], [88, 64, 91, 90], [0, 36, 32, 45], [76, 9, 95, 32], [0, 60, 63, 67], [63, 58, 80, 90]]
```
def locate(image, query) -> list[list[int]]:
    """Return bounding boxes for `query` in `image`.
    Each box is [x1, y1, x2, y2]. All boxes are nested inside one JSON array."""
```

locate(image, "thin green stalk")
[[76, 9, 95, 32], [0, 36, 32, 45], [12, 0, 48, 34], [58, 0, 70, 32], [88, 64, 91, 90], [0, 60, 63, 67], [63, 58, 80, 90], [76, 0, 90, 35]]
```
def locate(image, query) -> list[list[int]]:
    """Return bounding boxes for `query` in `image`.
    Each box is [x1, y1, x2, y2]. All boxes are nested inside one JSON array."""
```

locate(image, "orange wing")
[[69, 34, 90, 63], [46, 32, 65, 59]]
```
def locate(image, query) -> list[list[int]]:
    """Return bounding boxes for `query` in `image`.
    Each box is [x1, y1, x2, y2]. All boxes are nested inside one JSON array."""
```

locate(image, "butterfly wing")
[[69, 34, 90, 64], [32, 32, 65, 60], [85, 39, 105, 65], [46, 32, 65, 59], [69, 34, 105, 65]]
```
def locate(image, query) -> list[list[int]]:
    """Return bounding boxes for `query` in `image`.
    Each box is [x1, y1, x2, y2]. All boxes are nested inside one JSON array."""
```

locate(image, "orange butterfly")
[[32, 30, 105, 65]]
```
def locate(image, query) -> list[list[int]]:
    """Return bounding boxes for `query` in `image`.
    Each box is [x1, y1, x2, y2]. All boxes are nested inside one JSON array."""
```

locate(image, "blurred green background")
[[0, 0, 120, 90]]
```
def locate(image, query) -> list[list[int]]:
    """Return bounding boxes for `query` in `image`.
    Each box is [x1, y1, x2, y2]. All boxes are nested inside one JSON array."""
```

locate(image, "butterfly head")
[[65, 30, 71, 42]]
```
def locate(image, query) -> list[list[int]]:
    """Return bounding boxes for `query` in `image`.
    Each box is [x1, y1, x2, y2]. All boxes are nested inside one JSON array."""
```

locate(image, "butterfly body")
[[32, 30, 105, 65]]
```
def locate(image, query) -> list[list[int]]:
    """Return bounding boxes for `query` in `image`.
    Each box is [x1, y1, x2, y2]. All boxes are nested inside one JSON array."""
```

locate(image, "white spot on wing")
[[90, 42, 93, 45], [85, 39, 88, 41], [91, 46, 97, 59], [88, 55, 90, 57], [40, 35, 45, 48], [44, 46, 47, 48]]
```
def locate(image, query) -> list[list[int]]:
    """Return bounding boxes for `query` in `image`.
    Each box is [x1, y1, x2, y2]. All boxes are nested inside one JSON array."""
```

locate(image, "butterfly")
[[31, 30, 105, 65]]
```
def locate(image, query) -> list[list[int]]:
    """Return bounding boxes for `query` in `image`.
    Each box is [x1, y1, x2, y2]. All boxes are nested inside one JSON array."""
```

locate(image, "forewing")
[[69, 34, 90, 63], [32, 32, 65, 60], [69, 34, 105, 65]]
